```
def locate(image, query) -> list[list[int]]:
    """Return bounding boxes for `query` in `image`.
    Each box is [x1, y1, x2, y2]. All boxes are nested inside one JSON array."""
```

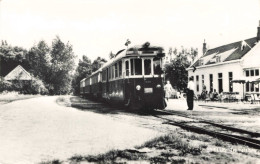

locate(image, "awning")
[[231, 76, 259, 83]]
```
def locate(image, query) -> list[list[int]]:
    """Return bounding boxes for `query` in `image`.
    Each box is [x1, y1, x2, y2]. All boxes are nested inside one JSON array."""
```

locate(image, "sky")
[[0, 0, 260, 62]]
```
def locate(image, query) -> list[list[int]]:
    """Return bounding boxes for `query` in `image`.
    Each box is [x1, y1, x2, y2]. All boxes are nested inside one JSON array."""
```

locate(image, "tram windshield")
[[144, 59, 151, 75], [127, 57, 162, 76], [153, 57, 162, 75], [131, 59, 142, 75]]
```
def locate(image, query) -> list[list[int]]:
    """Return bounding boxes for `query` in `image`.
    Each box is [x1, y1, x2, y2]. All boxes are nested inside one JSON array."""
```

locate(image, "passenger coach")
[[80, 42, 166, 110]]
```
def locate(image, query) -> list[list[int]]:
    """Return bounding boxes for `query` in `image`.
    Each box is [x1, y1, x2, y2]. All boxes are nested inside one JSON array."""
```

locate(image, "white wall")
[[188, 61, 244, 97]]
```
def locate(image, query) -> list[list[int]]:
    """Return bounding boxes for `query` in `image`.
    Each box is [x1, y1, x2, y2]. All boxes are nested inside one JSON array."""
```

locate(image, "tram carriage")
[[80, 42, 166, 110], [80, 78, 85, 96], [90, 68, 103, 99], [81, 76, 91, 98]]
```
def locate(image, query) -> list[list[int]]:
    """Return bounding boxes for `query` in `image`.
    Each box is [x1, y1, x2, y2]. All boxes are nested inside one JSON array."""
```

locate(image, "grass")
[[67, 133, 204, 163], [39, 159, 62, 164], [70, 149, 147, 163], [0, 91, 39, 104], [138, 133, 203, 156], [39, 131, 259, 164]]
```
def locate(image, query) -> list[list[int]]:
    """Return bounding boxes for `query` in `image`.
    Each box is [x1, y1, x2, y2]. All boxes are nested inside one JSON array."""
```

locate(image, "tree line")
[[0, 38, 197, 95], [164, 47, 198, 92], [0, 36, 75, 95]]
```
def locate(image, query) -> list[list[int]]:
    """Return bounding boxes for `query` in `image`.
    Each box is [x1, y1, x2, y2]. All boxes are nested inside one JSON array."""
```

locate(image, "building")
[[4, 65, 32, 81], [187, 21, 260, 98]]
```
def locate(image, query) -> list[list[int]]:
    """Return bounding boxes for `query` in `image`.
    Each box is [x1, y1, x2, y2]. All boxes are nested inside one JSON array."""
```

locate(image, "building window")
[[199, 59, 204, 66], [229, 72, 233, 92], [246, 69, 260, 77], [216, 56, 221, 63], [251, 83, 255, 92], [202, 75, 205, 89], [218, 73, 223, 93], [209, 74, 213, 92], [246, 70, 249, 77], [246, 82, 249, 92], [196, 75, 199, 92], [256, 84, 259, 92], [250, 70, 255, 76]]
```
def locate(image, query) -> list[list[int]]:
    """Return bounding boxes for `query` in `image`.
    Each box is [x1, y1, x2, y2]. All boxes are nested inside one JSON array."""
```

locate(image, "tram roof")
[[84, 43, 164, 80], [101, 45, 164, 70]]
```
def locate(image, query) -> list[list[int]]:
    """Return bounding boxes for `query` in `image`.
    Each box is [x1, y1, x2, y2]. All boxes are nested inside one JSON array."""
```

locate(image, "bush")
[[0, 79, 13, 92], [0, 78, 48, 95]]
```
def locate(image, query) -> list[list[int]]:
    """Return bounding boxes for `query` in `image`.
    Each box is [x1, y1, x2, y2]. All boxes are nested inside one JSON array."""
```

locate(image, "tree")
[[71, 55, 92, 95], [48, 36, 75, 95], [92, 56, 107, 72], [0, 43, 30, 77], [164, 47, 198, 92], [27, 40, 51, 81]]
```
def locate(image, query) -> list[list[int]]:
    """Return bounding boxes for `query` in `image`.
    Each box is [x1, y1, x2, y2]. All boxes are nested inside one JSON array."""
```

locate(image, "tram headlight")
[[136, 85, 141, 91], [156, 84, 161, 88]]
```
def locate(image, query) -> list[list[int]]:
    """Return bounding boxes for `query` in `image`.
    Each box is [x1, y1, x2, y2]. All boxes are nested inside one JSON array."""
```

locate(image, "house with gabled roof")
[[187, 21, 260, 98], [4, 65, 32, 81]]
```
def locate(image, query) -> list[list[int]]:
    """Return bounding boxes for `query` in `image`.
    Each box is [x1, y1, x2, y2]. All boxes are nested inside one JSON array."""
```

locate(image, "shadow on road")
[[69, 96, 173, 116]]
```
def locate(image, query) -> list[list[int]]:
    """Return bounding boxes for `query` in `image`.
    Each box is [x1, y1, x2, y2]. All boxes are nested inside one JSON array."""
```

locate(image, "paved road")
[[0, 96, 161, 164]]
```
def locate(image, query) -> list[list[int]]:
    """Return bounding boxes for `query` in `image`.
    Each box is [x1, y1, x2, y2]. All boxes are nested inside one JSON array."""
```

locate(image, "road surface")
[[0, 96, 162, 164]]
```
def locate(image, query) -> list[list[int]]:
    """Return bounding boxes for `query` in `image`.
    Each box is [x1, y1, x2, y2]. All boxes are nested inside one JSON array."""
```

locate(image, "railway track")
[[151, 109, 260, 149], [71, 97, 260, 149]]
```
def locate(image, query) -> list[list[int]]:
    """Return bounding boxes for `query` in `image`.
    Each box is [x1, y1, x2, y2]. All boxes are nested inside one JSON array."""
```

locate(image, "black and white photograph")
[[0, 0, 260, 163]]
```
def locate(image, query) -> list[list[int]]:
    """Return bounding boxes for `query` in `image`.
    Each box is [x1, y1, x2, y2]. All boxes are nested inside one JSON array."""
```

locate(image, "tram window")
[[125, 61, 129, 76], [134, 59, 142, 75], [102, 70, 106, 82], [153, 58, 161, 75], [115, 63, 118, 78], [110, 67, 112, 79], [108, 67, 110, 79], [130, 59, 142, 75], [112, 65, 115, 79], [144, 59, 151, 75], [131, 59, 134, 75], [119, 61, 122, 77]]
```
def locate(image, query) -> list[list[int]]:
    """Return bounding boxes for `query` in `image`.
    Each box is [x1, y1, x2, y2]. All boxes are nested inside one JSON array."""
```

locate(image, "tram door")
[[106, 68, 109, 95], [124, 60, 130, 102]]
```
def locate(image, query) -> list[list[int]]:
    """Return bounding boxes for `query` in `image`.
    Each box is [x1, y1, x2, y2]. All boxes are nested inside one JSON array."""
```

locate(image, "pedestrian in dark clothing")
[[187, 76, 196, 110]]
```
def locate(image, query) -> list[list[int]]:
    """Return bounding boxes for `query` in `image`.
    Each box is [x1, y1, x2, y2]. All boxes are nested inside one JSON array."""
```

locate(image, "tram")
[[80, 42, 166, 110]]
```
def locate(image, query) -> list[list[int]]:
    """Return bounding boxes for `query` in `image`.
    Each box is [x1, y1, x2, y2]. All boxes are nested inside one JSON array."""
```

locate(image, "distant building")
[[4, 65, 32, 81], [187, 21, 260, 98]]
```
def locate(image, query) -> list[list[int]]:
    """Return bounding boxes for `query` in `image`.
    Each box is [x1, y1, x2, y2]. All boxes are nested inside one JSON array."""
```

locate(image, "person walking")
[[164, 80, 173, 101], [186, 76, 195, 110]]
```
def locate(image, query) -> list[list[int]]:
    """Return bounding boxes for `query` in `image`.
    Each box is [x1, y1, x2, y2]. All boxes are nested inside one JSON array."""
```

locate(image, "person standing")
[[164, 80, 173, 101], [187, 76, 195, 110]]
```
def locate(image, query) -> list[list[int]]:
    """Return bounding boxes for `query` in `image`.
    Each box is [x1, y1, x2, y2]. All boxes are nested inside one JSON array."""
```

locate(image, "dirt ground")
[[0, 95, 259, 164], [0, 96, 162, 164], [64, 96, 260, 164]]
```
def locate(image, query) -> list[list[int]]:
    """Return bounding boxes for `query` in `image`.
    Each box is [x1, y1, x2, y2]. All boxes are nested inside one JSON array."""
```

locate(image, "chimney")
[[203, 39, 207, 55], [257, 20, 260, 42]]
